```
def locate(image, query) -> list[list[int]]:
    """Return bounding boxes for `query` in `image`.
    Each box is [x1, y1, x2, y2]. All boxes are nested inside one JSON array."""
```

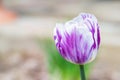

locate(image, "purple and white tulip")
[[54, 13, 100, 64]]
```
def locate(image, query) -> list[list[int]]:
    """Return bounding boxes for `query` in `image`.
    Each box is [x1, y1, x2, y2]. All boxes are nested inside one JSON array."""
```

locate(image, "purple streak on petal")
[[81, 39, 89, 63], [65, 32, 73, 48], [76, 55, 82, 64], [91, 22, 96, 49], [58, 31, 75, 62], [81, 13, 91, 20], [58, 35, 72, 59], [55, 29, 67, 58], [64, 30, 77, 62], [76, 33, 83, 64], [97, 24, 100, 47], [71, 30, 79, 63], [84, 43, 88, 51], [56, 29, 62, 42], [59, 43, 68, 58], [81, 14, 86, 20], [54, 36, 56, 40], [85, 19, 97, 61], [82, 54, 87, 63], [55, 30, 61, 49], [87, 19, 96, 49]]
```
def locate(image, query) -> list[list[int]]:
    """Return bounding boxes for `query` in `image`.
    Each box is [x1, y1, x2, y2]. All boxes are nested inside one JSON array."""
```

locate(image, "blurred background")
[[0, 0, 120, 80]]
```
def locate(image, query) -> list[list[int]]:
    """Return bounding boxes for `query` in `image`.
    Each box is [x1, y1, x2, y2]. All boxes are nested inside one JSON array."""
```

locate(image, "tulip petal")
[[54, 13, 100, 64]]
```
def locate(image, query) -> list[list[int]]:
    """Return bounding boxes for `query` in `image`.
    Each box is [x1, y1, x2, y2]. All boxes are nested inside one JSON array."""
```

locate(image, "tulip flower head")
[[54, 13, 100, 65]]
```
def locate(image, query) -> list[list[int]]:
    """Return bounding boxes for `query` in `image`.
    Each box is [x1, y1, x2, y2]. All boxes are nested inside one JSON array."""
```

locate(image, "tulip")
[[53, 13, 100, 80]]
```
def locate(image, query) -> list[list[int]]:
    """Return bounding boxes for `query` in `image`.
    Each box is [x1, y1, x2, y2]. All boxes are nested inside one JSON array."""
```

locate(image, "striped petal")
[[53, 13, 100, 64]]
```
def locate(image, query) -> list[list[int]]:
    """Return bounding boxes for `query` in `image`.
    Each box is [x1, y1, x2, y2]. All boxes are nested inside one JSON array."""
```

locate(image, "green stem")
[[79, 65, 86, 80]]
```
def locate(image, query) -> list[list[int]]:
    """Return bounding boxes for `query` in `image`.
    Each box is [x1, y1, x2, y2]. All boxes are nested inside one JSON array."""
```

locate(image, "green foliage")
[[37, 38, 94, 80]]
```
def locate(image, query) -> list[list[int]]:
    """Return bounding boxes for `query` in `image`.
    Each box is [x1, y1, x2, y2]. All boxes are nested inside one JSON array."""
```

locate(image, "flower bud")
[[54, 13, 100, 64]]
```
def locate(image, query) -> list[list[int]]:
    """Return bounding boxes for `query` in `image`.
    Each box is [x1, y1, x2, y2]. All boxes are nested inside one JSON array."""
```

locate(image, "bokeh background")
[[0, 0, 120, 80]]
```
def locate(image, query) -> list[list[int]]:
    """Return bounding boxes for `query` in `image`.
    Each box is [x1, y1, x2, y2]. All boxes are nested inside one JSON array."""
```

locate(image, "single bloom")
[[53, 13, 100, 64]]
